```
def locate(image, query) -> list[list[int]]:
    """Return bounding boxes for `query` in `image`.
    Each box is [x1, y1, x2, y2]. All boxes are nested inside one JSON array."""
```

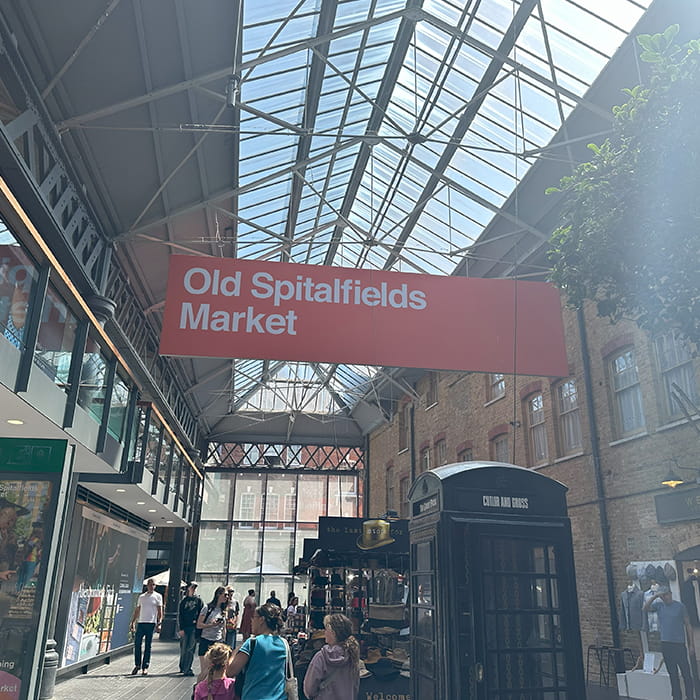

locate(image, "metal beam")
[[281, 0, 338, 261], [56, 8, 411, 129], [114, 136, 363, 240], [382, 0, 540, 271]]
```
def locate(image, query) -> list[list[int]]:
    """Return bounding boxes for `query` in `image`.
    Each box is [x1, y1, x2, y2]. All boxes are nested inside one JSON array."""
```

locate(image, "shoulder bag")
[[281, 637, 299, 700]]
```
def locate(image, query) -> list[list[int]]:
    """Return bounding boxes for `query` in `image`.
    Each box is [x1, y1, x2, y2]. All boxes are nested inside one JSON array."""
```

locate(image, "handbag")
[[234, 637, 256, 699], [282, 637, 299, 700]]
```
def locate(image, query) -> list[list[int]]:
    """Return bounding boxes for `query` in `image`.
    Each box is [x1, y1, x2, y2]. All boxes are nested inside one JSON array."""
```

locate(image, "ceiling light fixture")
[[148, 509, 157, 513], [115, 488, 126, 493], [6, 418, 24, 425], [136, 501, 145, 505]]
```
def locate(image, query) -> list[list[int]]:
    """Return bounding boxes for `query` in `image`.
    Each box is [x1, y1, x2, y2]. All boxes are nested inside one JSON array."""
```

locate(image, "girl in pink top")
[[194, 643, 235, 700]]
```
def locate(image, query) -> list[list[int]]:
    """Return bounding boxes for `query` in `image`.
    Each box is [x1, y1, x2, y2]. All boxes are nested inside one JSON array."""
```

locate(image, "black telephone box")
[[408, 461, 585, 700]]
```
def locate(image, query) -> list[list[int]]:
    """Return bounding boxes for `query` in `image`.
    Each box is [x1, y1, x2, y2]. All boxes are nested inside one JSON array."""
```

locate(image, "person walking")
[[239, 589, 256, 641], [178, 582, 203, 676], [129, 578, 163, 675], [197, 586, 229, 680], [644, 586, 696, 700], [229, 603, 287, 700], [303, 613, 360, 700]]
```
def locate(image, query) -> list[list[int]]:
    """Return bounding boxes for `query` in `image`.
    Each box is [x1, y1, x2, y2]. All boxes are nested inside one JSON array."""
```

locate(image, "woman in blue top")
[[229, 602, 287, 700]]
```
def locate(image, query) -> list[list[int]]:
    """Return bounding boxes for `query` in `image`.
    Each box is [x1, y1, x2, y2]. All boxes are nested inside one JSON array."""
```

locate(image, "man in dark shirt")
[[178, 582, 202, 676], [266, 590, 281, 608], [644, 587, 696, 700]]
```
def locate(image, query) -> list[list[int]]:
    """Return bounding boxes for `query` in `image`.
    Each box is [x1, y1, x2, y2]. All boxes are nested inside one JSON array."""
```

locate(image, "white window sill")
[[554, 452, 584, 464], [609, 432, 649, 447], [484, 395, 505, 408], [657, 415, 699, 433]]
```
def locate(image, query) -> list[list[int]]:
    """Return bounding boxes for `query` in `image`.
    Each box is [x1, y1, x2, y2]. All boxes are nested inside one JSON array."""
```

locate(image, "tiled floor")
[[51, 641, 642, 700], [52, 640, 197, 700]]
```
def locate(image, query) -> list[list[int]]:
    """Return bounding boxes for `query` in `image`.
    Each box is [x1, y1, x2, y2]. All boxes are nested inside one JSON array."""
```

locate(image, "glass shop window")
[[34, 283, 78, 388], [0, 229, 39, 351], [77, 338, 109, 423], [107, 372, 129, 440]]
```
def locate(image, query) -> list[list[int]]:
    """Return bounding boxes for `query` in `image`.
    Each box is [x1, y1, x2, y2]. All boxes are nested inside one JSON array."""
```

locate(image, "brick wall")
[[368, 295, 700, 660]]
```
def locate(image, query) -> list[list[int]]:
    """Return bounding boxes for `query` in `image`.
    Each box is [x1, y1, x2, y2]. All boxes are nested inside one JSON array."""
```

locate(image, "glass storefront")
[[197, 469, 360, 602]]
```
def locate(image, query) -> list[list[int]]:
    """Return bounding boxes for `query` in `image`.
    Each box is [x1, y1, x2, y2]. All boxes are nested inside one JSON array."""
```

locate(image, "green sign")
[[0, 438, 67, 473], [655, 486, 700, 524]]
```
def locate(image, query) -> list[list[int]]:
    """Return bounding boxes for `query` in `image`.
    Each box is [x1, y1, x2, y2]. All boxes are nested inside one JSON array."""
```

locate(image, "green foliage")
[[547, 26, 700, 348]]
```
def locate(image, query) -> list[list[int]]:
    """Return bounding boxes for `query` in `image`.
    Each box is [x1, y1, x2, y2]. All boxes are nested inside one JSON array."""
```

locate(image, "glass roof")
[[216, 0, 651, 420], [8, 0, 653, 438]]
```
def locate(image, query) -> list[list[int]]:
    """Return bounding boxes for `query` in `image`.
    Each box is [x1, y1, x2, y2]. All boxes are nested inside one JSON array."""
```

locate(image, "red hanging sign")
[[159, 256, 568, 377]]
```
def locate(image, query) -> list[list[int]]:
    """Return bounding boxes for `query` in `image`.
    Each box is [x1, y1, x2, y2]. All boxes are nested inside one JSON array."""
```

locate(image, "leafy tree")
[[547, 25, 700, 349]]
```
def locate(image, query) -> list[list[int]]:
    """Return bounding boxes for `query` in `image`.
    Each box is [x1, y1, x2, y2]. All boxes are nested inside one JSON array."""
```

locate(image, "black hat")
[[365, 658, 399, 679], [0, 497, 29, 517]]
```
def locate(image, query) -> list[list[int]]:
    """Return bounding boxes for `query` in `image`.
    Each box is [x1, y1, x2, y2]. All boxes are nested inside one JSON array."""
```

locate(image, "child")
[[193, 642, 235, 700]]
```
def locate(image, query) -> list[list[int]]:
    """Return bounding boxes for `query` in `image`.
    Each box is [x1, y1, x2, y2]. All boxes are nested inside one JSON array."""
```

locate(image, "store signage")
[[416, 495, 439, 515], [0, 438, 70, 700], [482, 494, 530, 510], [318, 517, 409, 554], [655, 486, 700, 524], [160, 256, 568, 376]]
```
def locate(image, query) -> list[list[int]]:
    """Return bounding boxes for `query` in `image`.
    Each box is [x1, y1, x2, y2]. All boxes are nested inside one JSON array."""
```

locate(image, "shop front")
[[301, 515, 411, 699], [613, 486, 700, 700]]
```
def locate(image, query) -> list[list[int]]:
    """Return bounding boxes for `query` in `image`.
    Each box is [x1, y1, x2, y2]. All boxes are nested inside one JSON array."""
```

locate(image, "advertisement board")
[[160, 256, 568, 377], [61, 507, 149, 667], [0, 438, 69, 700], [318, 517, 409, 555]]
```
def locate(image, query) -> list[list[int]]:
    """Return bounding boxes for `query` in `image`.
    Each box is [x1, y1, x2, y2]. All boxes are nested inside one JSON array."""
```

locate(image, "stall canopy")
[[145, 570, 186, 587]]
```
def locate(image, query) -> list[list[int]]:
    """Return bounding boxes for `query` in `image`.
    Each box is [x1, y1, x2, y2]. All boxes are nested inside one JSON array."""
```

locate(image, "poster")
[[61, 507, 148, 667], [0, 438, 68, 700]]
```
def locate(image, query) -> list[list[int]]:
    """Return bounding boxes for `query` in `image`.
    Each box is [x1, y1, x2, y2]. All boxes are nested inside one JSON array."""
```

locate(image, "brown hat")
[[0, 497, 29, 517], [364, 647, 382, 665]]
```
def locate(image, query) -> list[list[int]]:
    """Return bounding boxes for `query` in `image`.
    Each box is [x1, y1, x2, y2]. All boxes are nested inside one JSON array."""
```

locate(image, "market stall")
[[303, 516, 411, 698]]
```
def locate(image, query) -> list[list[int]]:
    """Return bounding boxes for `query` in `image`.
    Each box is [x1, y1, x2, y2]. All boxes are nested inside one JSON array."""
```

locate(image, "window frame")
[[526, 393, 549, 465], [426, 372, 438, 407], [654, 331, 698, 422], [608, 347, 646, 439], [492, 433, 509, 463], [435, 439, 447, 466], [487, 373, 506, 402], [420, 445, 431, 473], [555, 379, 583, 456]]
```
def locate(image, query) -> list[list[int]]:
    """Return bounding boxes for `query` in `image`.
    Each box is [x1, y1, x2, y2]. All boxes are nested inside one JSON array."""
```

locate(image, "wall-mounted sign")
[[160, 256, 568, 376], [655, 486, 700, 525], [318, 517, 409, 555], [0, 438, 70, 700]]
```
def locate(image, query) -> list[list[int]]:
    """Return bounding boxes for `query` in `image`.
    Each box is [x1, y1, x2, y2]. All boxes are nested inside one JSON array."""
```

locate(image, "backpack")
[[194, 601, 215, 641]]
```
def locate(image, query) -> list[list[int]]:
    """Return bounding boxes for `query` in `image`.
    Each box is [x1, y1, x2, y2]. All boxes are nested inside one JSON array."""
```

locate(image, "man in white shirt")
[[130, 578, 163, 675]]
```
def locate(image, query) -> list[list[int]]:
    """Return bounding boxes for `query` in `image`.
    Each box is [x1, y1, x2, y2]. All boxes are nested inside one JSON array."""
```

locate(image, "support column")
[[160, 527, 186, 640]]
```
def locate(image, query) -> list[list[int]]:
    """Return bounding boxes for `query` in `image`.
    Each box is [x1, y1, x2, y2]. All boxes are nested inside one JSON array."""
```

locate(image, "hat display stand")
[[303, 548, 410, 696]]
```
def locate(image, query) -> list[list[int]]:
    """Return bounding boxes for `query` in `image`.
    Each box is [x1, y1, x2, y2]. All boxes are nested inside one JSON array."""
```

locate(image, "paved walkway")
[[51, 641, 637, 700], [52, 641, 196, 700]]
